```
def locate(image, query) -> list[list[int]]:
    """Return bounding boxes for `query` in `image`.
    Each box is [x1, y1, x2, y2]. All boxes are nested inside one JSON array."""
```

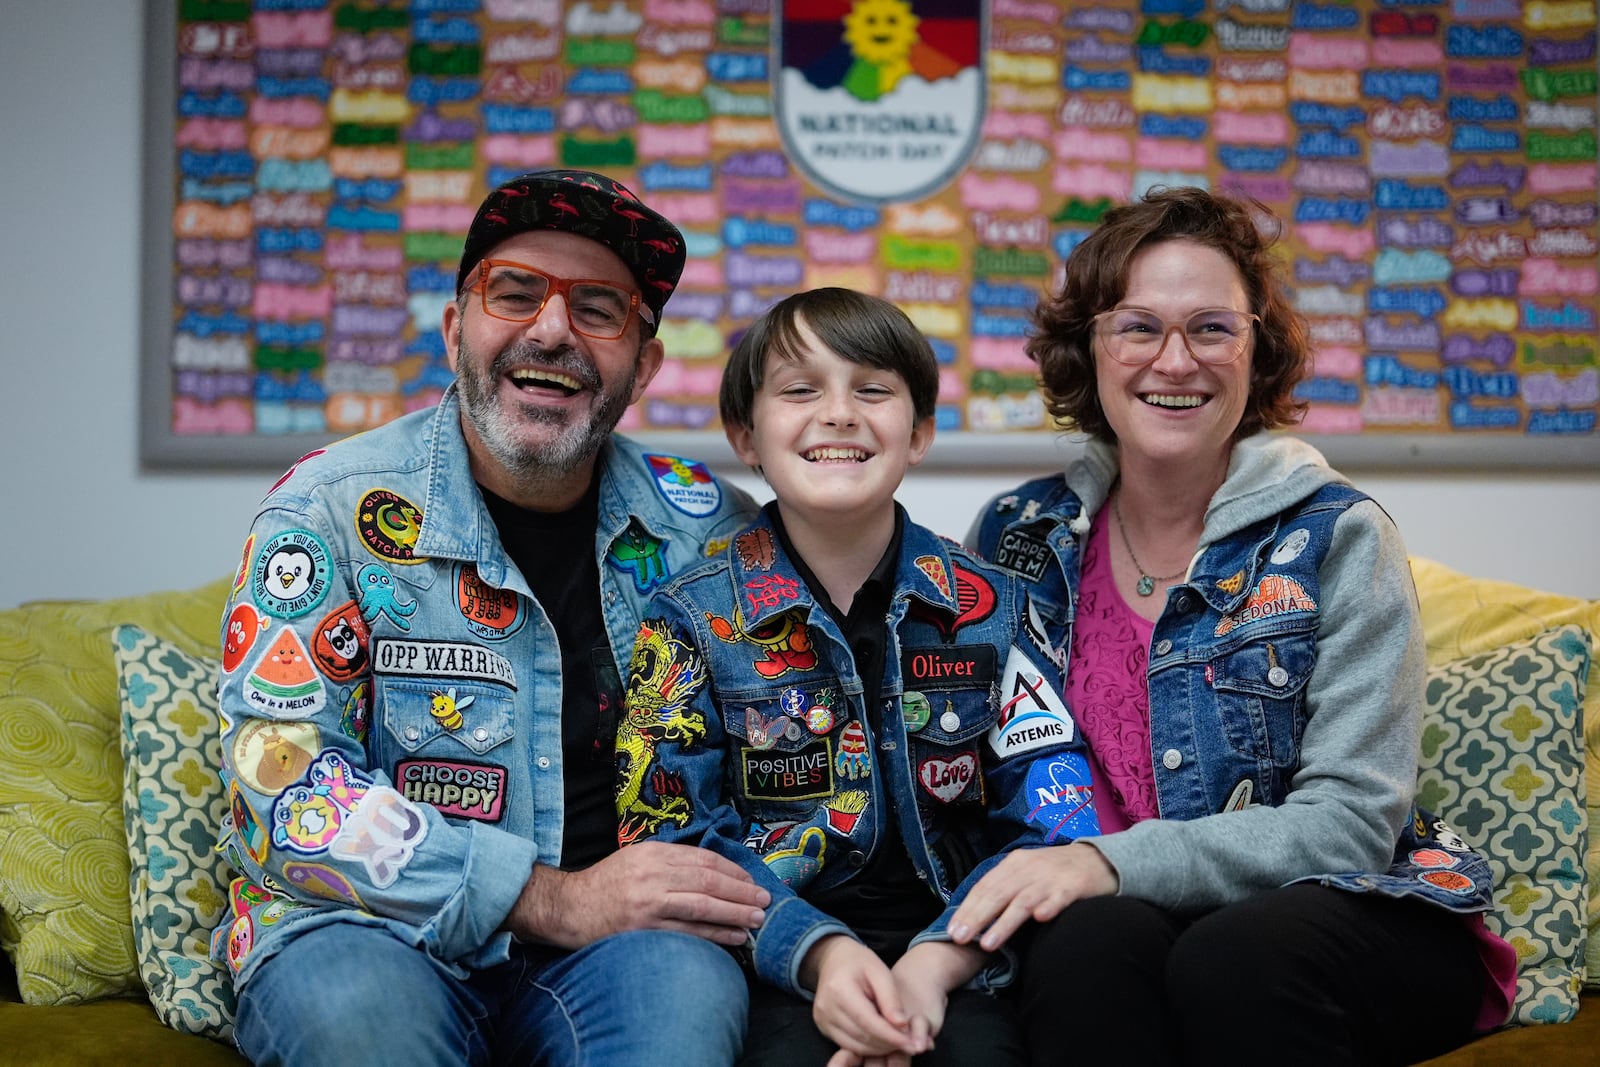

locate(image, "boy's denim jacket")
[[968, 436, 1495, 918], [618, 511, 1100, 996], [210, 388, 756, 987]]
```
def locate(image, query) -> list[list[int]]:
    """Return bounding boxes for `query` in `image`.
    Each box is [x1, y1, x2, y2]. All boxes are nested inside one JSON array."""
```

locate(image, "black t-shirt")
[[481, 481, 621, 871], [769, 504, 942, 959]]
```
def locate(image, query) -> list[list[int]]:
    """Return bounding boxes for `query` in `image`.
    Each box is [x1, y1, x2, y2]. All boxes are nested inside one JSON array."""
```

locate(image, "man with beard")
[[212, 171, 765, 1067]]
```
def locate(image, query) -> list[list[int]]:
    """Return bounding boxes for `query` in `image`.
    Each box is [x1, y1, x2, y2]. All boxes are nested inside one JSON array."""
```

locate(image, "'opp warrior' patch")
[[396, 758, 507, 822], [742, 738, 834, 802]]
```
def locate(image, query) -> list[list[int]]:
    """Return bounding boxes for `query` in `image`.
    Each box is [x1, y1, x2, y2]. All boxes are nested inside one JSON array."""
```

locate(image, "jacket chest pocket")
[[379, 679, 516, 757], [724, 684, 847, 821], [1206, 634, 1314, 769], [905, 685, 993, 808]]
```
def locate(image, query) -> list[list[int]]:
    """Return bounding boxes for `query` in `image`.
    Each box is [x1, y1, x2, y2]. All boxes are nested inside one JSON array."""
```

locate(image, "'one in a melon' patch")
[[244, 627, 328, 717]]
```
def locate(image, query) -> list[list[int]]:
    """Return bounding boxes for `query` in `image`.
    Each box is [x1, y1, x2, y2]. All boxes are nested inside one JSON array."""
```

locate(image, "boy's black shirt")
[[767, 502, 941, 959], [482, 479, 620, 871]]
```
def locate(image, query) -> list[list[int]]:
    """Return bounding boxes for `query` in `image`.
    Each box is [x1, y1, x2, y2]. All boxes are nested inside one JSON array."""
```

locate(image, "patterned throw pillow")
[[114, 625, 235, 1040], [1415, 624, 1591, 1026], [0, 578, 231, 1006], [1410, 557, 1600, 987]]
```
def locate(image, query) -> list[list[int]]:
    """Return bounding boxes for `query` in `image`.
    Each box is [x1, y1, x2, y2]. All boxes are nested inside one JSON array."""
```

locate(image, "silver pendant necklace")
[[1112, 495, 1185, 596]]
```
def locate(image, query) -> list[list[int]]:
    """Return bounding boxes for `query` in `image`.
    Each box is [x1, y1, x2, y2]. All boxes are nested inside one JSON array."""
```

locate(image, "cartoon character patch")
[[607, 521, 671, 592], [311, 600, 370, 682], [455, 563, 524, 640], [645, 453, 722, 516], [1024, 753, 1099, 841], [1213, 574, 1318, 637], [428, 686, 474, 731], [988, 645, 1076, 759], [708, 607, 818, 679], [355, 489, 426, 563], [270, 750, 374, 854], [356, 563, 418, 631], [223, 601, 266, 673], [243, 627, 327, 718], [231, 719, 321, 795], [251, 529, 332, 618]]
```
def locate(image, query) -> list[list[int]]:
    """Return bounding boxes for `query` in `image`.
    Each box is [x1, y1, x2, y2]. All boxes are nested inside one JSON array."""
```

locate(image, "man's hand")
[[948, 842, 1118, 952], [803, 937, 924, 1067], [502, 841, 769, 949]]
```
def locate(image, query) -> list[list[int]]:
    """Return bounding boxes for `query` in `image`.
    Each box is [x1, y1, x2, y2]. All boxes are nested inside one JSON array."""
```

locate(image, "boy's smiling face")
[[726, 317, 933, 530]]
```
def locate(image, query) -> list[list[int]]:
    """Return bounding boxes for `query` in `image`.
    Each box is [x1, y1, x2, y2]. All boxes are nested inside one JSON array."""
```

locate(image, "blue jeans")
[[234, 924, 748, 1067]]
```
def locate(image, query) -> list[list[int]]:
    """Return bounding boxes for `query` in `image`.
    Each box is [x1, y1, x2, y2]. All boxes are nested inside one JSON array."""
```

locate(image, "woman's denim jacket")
[[618, 511, 1100, 996], [211, 388, 756, 987], [970, 450, 1494, 918]]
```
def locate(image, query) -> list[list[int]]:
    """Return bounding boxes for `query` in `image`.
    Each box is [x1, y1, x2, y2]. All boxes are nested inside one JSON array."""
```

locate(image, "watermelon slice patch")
[[244, 626, 327, 717]]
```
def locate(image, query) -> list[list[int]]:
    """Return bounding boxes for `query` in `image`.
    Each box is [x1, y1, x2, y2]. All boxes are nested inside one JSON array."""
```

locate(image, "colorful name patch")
[[372, 638, 517, 688], [742, 738, 834, 802], [902, 645, 998, 691], [988, 645, 1075, 759], [252, 529, 333, 618], [396, 758, 507, 822]]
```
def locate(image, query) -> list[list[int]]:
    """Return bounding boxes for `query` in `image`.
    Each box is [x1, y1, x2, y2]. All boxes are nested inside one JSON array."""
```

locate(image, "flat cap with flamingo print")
[[455, 169, 687, 322]]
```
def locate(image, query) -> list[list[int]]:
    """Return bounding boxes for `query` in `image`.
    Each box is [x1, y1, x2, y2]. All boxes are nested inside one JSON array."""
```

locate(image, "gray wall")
[[2, 0, 1596, 609]]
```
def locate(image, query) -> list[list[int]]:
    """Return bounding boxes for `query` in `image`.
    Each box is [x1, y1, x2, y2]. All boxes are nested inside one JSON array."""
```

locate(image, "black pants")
[[1018, 884, 1485, 1066], [740, 976, 1026, 1067]]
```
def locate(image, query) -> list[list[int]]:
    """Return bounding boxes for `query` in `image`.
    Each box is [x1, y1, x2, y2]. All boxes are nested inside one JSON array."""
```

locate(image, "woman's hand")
[[948, 843, 1119, 951]]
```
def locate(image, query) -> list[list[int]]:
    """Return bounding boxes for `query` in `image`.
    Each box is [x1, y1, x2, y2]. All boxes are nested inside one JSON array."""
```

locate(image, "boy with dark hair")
[[616, 288, 1100, 1065]]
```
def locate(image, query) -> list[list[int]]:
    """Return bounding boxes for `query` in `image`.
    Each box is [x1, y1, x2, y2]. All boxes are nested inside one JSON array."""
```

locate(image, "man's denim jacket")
[[971, 474, 1495, 916], [617, 510, 1101, 996], [210, 387, 756, 987]]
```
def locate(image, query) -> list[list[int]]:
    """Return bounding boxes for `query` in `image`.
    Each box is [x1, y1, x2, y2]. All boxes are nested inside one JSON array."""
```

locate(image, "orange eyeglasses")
[[467, 260, 650, 340]]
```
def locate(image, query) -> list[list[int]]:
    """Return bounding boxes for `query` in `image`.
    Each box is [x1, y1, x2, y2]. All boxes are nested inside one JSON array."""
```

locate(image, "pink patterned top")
[[1066, 511, 1159, 833], [1065, 508, 1516, 1030]]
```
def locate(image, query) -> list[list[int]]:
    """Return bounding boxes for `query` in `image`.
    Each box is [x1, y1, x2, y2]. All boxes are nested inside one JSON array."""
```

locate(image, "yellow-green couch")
[[0, 564, 1595, 1066]]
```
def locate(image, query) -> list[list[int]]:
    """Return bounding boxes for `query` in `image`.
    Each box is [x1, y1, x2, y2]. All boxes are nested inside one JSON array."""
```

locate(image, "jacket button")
[[405, 726, 420, 741], [1175, 594, 1192, 613], [473, 727, 489, 742], [846, 851, 867, 868], [1154, 639, 1172, 656], [1267, 666, 1289, 687], [1161, 748, 1183, 770], [537, 756, 551, 769]]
